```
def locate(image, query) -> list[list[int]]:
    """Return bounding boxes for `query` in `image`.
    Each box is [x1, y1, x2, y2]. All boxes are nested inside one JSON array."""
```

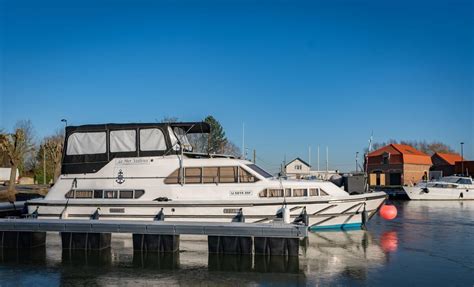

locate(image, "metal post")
[[356, 152, 359, 173], [43, 146, 46, 185], [253, 149, 256, 164], [460, 142, 464, 176], [317, 146, 320, 172]]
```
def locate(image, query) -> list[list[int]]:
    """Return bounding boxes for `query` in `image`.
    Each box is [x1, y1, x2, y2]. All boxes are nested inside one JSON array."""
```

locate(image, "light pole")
[[355, 152, 359, 173], [460, 142, 464, 176], [61, 119, 67, 129]]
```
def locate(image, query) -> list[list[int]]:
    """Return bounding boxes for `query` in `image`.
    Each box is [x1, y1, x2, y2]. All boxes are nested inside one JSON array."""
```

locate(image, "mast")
[[242, 122, 245, 159], [317, 146, 320, 171]]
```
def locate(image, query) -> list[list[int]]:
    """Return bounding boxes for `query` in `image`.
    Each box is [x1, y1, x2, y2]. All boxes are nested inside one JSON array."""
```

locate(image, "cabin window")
[[75, 190, 93, 198], [203, 167, 219, 183], [66, 132, 106, 155], [285, 188, 291, 197], [293, 188, 307, 197], [65, 190, 75, 198], [110, 130, 136, 152], [119, 190, 134, 199], [134, 190, 145, 198], [140, 128, 166, 151], [239, 167, 258, 183], [93, 190, 103, 198], [268, 189, 284, 197], [185, 167, 202, 184], [164, 169, 181, 184], [219, 167, 238, 183], [309, 188, 318, 196], [320, 189, 328, 196], [104, 190, 118, 199]]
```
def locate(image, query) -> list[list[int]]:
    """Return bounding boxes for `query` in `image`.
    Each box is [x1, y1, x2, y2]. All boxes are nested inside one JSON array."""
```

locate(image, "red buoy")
[[380, 204, 397, 220]]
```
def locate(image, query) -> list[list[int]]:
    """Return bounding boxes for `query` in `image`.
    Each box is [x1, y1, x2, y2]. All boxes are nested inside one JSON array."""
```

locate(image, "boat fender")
[[232, 208, 245, 223], [422, 187, 429, 193], [90, 208, 100, 220], [293, 207, 309, 226], [154, 208, 165, 221]]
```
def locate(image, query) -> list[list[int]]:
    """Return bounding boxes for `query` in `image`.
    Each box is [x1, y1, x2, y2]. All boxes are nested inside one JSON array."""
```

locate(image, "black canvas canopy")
[[62, 122, 210, 174]]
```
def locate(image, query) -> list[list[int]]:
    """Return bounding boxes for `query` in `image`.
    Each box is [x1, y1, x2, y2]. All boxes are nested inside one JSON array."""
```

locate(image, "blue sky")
[[1, 0, 473, 173]]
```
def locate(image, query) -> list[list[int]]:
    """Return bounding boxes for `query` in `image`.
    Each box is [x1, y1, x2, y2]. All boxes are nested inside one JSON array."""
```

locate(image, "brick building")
[[455, 160, 474, 177], [431, 152, 463, 177], [366, 144, 432, 186]]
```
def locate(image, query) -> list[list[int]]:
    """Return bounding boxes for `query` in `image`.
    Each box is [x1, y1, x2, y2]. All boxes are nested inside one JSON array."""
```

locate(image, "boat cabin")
[[62, 122, 210, 174]]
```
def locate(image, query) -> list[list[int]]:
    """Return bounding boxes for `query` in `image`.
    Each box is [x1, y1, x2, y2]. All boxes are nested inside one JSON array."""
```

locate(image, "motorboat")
[[404, 176, 474, 200], [27, 122, 387, 230]]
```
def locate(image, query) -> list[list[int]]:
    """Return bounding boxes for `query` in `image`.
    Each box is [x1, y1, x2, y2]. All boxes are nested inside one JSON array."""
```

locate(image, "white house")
[[285, 158, 311, 179], [285, 157, 339, 180]]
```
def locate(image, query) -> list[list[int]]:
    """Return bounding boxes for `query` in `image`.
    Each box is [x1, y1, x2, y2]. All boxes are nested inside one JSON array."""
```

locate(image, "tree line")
[[0, 116, 238, 201]]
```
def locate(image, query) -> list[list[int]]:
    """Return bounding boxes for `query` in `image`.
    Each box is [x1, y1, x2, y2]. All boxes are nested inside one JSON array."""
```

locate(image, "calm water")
[[1, 200, 473, 286]]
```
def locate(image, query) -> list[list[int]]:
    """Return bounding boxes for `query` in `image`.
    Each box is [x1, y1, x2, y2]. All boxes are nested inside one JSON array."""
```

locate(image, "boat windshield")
[[440, 176, 471, 184], [169, 127, 193, 152], [246, 164, 273, 178]]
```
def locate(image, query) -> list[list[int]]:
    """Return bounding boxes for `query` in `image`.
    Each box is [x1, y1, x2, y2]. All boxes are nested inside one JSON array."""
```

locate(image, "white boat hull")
[[404, 186, 474, 200], [28, 192, 386, 230]]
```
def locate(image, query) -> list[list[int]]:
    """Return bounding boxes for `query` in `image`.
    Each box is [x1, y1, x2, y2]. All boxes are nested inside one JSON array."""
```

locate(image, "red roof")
[[368, 144, 432, 165], [434, 152, 464, 165]]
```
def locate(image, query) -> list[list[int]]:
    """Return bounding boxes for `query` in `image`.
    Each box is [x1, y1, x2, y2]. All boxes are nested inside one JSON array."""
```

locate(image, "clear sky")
[[1, 0, 473, 173]]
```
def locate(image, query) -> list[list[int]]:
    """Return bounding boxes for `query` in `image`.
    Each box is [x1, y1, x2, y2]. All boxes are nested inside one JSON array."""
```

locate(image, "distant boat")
[[404, 176, 474, 200], [27, 121, 387, 230]]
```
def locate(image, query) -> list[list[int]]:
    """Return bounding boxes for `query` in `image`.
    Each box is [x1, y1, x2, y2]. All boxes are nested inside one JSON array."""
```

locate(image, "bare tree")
[[13, 120, 36, 174], [0, 127, 35, 201], [43, 131, 64, 183], [366, 139, 455, 155]]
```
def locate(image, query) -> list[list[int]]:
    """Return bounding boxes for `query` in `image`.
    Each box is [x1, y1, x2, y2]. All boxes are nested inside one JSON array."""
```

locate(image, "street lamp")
[[460, 142, 464, 176]]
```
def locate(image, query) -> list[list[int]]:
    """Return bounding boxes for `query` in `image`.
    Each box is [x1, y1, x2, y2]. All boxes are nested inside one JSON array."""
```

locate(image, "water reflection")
[[301, 230, 386, 282], [133, 251, 180, 269], [380, 231, 398, 253], [207, 253, 300, 273], [0, 246, 46, 265], [62, 248, 112, 267]]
